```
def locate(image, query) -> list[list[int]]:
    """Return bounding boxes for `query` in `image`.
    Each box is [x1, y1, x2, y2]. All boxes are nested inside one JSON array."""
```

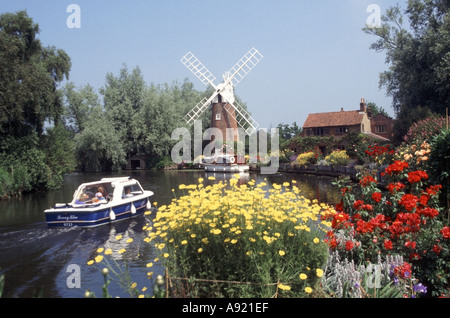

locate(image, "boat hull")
[[204, 164, 249, 173], [45, 197, 151, 228]]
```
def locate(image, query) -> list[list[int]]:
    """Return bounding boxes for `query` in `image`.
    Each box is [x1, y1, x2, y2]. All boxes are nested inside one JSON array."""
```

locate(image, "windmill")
[[180, 48, 263, 143]]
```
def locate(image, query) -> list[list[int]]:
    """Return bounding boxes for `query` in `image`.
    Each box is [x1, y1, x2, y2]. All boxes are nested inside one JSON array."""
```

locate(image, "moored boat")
[[201, 153, 249, 173], [44, 177, 154, 228]]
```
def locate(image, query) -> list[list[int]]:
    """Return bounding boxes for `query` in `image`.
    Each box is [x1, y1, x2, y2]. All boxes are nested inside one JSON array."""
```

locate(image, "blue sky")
[[1, 0, 404, 129]]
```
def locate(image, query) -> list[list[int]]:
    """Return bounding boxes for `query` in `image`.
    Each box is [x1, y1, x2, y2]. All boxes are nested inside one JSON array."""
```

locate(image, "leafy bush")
[[325, 150, 351, 166], [325, 145, 450, 297], [403, 115, 449, 144], [148, 176, 333, 297], [427, 129, 450, 213], [293, 151, 317, 167], [322, 251, 416, 298]]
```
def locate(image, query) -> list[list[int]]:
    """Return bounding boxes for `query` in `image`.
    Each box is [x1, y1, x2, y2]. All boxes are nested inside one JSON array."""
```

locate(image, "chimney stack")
[[360, 98, 366, 112]]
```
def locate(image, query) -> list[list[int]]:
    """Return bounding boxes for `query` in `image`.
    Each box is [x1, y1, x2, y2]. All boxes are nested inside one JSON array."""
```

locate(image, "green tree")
[[63, 82, 102, 133], [74, 114, 127, 172], [0, 10, 70, 137], [0, 11, 74, 197], [277, 122, 302, 150], [363, 0, 450, 140], [367, 102, 391, 118]]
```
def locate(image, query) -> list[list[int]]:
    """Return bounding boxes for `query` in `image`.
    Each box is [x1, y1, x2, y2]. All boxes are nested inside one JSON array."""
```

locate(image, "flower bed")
[[147, 175, 334, 297], [323, 141, 449, 297]]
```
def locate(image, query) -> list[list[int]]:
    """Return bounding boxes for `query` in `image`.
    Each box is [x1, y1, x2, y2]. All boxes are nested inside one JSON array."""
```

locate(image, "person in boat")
[[93, 192, 106, 202], [97, 186, 107, 197], [122, 187, 133, 198], [75, 193, 89, 205]]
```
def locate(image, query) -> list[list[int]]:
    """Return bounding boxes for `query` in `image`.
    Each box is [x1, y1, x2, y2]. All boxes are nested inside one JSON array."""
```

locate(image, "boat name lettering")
[[57, 215, 79, 221]]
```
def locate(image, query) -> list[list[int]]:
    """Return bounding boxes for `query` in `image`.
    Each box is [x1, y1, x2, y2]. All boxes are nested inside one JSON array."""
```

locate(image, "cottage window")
[[376, 125, 387, 133], [335, 127, 347, 135], [215, 113, 221, 120]]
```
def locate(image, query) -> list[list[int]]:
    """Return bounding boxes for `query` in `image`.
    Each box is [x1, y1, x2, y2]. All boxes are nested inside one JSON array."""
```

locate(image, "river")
[[0, 169, 341, 298]]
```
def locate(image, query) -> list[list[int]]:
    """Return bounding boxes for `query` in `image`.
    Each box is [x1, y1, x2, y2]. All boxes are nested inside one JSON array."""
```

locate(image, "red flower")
[[360, 175, 377, 187], [345, 240, 354, 251], [334, 201, 344, 212], [432, 244, 442, 255], [387, 182, 405, 194], [353, 200, 364, 210], [404, 240, 416, 249], [384, 240, 393, 250], [356, 219, 373, 234], [398, 194, 418, 212], [393, 262, 412, 278], [326, 237, 339, 249], [383, 161, 409, 176], [407, 170, 428, 184], [372, 192, 382, 203], [441, 226, 450, 239], [426, 185, 442, 196], [419, 194, 429, 206], [417, 207, 439, 219]]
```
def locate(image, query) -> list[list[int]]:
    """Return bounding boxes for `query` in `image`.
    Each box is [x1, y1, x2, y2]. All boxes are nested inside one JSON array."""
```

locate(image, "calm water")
[[0, 169, 341, 298]]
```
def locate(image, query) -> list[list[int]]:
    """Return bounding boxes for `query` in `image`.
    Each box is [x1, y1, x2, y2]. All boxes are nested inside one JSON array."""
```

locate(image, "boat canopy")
[[71, 177, 145, 206]]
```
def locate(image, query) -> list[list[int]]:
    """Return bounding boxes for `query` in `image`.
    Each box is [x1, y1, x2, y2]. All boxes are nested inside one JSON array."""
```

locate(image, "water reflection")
[[0, 169, 341, 298]]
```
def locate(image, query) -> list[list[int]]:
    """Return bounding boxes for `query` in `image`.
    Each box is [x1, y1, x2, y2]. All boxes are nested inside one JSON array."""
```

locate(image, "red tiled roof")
[[302, 110, 364, 128]]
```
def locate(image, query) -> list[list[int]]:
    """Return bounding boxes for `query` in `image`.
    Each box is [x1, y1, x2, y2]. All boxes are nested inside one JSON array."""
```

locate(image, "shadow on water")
[[0, 169, 341, 298]]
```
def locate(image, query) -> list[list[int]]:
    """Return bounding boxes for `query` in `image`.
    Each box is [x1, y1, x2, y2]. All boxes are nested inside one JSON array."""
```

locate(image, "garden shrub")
[[324, 143, 450, 297], [148, 176, 333, 297], [293, 151, 317, 167], [403, 115, 449, 144], [325, 150, 350, 166]]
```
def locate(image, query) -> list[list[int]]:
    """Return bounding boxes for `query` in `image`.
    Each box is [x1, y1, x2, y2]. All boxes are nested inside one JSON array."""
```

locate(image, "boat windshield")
[[122, 182, 144, 198], [74, 182, 114, 204]]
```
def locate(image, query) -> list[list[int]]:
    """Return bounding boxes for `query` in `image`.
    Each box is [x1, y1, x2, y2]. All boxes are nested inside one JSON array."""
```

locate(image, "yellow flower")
[[278, 250, 286, 256], [278, 283, 291, 291], [138, 295, 145, 298], [304, 287, 313, 294], [131, 282, 137, 289], [163, 253, 169, 258], [105, 249, 112, 255], [118, 248, 126, 254], [87, 260, 94, 265], [115, 235, 123, 240], [96, 247, 104, 253], [299, 273, 307, 280], [181, 240, 188, 245], [146, 263, 153, 268], [197, 248, 203, 253], [126, 238, 133, 243], [95, 255, 103, 263], [316, 268, 324, 278], [313, 238, 320, 244]]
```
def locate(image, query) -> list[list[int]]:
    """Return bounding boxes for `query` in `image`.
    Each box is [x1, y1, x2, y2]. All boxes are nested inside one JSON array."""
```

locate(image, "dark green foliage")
[[0, 11, 74, 198], [363, 0, 450, 141]]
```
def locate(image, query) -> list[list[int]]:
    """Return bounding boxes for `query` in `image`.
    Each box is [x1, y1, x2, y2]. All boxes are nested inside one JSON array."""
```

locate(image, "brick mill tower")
[[180, 48, 263, 145]]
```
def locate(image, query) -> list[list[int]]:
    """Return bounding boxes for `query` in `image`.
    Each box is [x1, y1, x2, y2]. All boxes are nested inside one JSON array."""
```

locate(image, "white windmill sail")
[[180, 52, 216, 87], [225, 47, 263, 87], [180, 48, 262, 133]]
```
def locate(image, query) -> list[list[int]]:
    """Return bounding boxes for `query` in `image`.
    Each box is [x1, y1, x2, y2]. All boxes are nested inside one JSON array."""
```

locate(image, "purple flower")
[[413, 283, 427, 294]]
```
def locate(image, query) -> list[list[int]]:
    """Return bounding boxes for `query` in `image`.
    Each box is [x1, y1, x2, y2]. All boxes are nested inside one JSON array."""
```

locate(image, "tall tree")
[[63, 82, 101, 133], [0, 11, 71, 137], [363, 0, 450, 140]]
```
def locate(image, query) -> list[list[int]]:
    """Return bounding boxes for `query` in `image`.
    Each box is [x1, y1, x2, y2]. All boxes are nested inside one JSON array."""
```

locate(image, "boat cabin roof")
[[71, 177, 144, 205]]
